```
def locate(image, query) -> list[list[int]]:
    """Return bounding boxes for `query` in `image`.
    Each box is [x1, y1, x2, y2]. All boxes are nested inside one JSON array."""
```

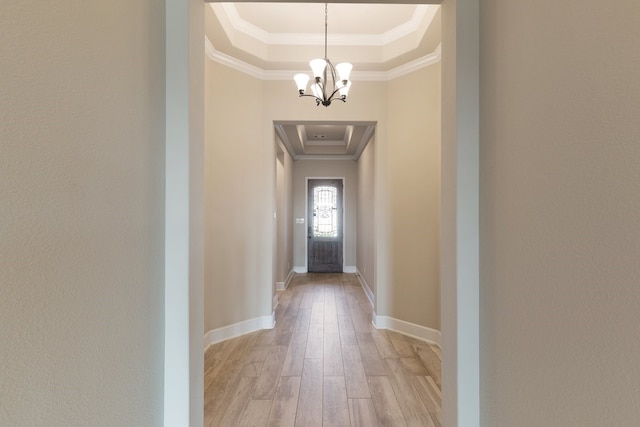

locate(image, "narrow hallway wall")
[[204, 60, 272, 336], [480, 1, 640, 425], [387, 63, 442, 331], [1, 1, 166, 424]]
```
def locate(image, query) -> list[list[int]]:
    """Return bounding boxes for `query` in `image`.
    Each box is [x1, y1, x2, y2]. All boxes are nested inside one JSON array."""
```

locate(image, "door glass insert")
[[313, 186, 338, 238]]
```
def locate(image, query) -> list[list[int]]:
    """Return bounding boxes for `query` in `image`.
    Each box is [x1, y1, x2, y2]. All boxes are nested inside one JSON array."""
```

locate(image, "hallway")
[[204, 273, 441, 427]]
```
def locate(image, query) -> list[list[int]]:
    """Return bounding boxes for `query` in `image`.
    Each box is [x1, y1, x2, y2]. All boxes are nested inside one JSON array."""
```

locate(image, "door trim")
[[304, 176, 346, 272]]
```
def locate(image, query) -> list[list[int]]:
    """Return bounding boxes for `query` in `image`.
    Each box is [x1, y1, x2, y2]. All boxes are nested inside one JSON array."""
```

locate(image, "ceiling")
[[205, 3, 441, 160]]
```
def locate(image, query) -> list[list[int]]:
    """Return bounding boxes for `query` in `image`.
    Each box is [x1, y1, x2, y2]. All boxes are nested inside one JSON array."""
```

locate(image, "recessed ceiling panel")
[[275, 121, 375, 160], [233, 3, 418, 35]]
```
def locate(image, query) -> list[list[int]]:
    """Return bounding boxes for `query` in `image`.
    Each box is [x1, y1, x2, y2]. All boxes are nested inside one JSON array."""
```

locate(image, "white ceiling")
[[206, 3, 441, 159]]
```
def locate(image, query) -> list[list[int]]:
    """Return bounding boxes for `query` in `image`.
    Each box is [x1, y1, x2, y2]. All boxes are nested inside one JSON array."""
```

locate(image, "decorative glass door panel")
[[313, 186, 338, 238], [308, 179, 343, 273]]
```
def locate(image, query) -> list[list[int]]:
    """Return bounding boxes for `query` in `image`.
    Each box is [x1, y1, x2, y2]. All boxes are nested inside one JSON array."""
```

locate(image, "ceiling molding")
[[274, 121, 376, 161], [305, 140, 346, 146], [206, 37, 441, 82], [294, 155, 357, 161], [205, 36, 264, 79], [274, 124, 296, 158], [353, 126, 376, 160], [215, 4, 437, 47], [385, 43, 442, 80], [381, 5, 437, 45]]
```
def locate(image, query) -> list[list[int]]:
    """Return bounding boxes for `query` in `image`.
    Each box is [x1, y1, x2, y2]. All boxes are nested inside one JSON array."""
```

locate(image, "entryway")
[[307, 179, 344, 273]]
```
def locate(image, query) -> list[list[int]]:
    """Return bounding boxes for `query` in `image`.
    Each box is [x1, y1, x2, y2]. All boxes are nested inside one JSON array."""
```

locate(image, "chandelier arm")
[[325, 87, 347, 103]]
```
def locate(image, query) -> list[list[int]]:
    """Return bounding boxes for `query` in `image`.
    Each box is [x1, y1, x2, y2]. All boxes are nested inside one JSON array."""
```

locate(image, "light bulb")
[[338, 80, 352, 97], [335, 63, 353, 82], [311, 83, 323, 99], [294, 73, 310, 93], [309, 59, 327, 79]]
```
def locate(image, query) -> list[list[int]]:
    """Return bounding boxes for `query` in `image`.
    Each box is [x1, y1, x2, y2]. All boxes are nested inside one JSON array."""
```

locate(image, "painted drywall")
[[275, 139, 295, 285], [387, 64, 442, 330], [356, 137, 377, 298], [203, 49, 443, 347], [0, 1, 165, 425], [204, 59, 273, 332], [261, 79, 390, 303], [292, 160, 359, 270], [276, 150, 286, 281], [480, 1, 640, 425], [164, 0, 205, 425]]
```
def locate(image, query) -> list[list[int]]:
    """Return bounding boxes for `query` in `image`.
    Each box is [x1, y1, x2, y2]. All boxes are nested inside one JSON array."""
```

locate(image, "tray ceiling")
[[206, 3, 440, 160]]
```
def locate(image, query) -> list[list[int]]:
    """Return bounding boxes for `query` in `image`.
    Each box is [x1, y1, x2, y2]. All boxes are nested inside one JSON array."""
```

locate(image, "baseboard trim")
[[343, 266, 357, 273], [355, 269, 375, 308], [277, 269, 295, 291], [373, 314, 441, 346], [293, 266, 307, 273], [204, 314, 275, 350]]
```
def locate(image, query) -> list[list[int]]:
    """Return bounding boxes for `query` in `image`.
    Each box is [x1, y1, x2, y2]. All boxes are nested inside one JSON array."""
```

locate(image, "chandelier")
[[293, 3, 353, 107]]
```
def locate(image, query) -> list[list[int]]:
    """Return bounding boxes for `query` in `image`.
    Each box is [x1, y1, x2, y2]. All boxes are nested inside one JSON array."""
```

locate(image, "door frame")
[[305, 177, 346, 273], [165, 0, 480, 426]]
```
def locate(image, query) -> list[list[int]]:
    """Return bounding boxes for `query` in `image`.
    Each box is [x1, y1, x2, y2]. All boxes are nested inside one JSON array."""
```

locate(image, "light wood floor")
[[204, 273, 441, 427]]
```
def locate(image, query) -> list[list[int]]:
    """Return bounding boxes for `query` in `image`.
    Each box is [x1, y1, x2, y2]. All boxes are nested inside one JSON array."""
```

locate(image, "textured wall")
[[387, 63, 442, 330], [275, 143, 295, 284], [204, 59, 271, 332], [357, 139, 376, 296], [0, 1, 165, 425], [480, 1, 640, 425], [204, 60, 443, 341]]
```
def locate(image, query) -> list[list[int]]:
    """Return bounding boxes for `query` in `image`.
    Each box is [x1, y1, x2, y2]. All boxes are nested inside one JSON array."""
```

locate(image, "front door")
[[307, 179, 343, 273]]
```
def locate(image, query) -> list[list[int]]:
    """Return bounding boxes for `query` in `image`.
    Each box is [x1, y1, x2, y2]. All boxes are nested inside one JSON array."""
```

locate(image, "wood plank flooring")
[[204, 273, 441, 427]]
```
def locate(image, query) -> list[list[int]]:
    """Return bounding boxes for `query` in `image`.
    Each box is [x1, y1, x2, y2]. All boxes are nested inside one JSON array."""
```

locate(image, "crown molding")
[[274, 124, 296, 160], [206, 37, 441, 82], [386, 44, 442, 80], [294, 155, 356, 161], [305, 140, 347, 146], [205, 37, 264, 80], [353, 126, 376, 160], [215, 4, 439, 47], [381, 5, 438, 45]]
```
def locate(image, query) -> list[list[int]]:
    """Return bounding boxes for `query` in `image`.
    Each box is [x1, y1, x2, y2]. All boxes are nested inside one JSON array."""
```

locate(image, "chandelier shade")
[[294, 4, 353, 107]]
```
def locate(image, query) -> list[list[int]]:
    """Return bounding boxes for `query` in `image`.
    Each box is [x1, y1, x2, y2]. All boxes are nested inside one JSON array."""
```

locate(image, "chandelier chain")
[[324, 3, 328, 59]]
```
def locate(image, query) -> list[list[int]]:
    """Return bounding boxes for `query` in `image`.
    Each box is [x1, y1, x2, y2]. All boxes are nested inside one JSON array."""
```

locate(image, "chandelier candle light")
[[294, 3, 353, 107]]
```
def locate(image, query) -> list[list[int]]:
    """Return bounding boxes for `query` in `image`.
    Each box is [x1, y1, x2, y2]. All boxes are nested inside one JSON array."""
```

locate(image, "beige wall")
[[292, 160, 359, 270], [356, 137, 376, 297], [0, 1, 165, 425], [204, 60, 272, 332], [276, 150, 286, 281], [275, 142, 294, 283], [204, 55, 442, 338], [480, 0, 640, 425], [387, 64, 442, 329]]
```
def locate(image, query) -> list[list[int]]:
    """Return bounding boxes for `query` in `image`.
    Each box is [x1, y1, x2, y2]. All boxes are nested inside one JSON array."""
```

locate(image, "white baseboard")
[[373, 314, 441, 346], [204, 314, 275, 350], [355, 269, 375, 308], [293, 266, 307, 273], [277, 269, 296, 290], [343, 265, 357, 273], [285, 269, 295, 288]]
